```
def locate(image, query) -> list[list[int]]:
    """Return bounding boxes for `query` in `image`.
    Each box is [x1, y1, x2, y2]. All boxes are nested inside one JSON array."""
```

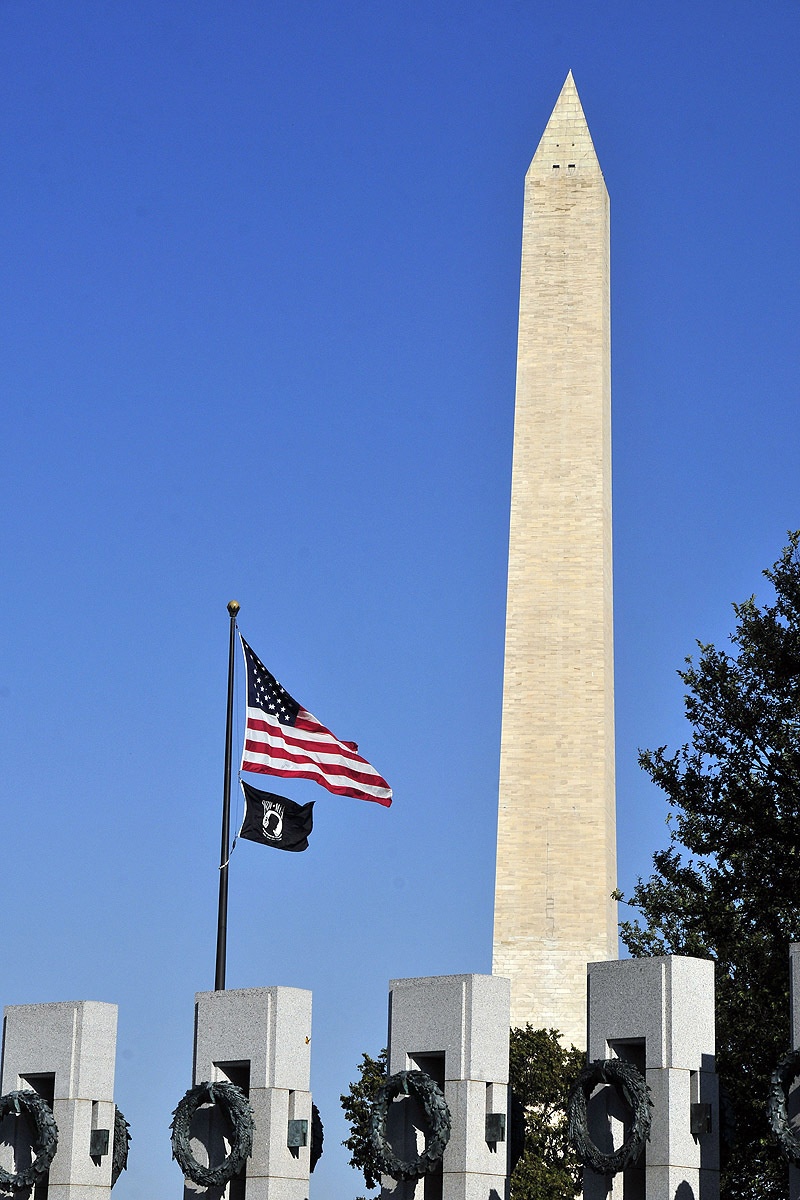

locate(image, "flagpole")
[[215, 599, 240, 991]]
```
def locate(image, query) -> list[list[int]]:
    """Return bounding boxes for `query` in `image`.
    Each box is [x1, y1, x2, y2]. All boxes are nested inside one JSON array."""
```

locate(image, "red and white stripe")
[[242, 706, 392, 806]]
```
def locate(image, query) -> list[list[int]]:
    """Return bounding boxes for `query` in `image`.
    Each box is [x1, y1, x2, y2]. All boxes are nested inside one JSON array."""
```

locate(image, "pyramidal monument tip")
[[529, 70, 602, 174]]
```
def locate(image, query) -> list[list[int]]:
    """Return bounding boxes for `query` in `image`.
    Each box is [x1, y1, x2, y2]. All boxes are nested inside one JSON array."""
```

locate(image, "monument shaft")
[[493, 73, 617, 1045]]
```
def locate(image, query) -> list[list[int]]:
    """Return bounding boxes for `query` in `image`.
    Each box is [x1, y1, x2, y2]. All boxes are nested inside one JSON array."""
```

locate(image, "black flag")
[[239, 781, 314, 852]]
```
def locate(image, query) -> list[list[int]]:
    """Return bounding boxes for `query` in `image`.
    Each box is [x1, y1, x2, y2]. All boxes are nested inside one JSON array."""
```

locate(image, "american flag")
[[239, 637, 392, 807]]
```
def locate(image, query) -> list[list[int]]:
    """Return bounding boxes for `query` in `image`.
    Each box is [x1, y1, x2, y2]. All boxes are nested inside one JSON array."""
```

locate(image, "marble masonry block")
[[382, 975, 511, 1200], [584, 957, 718, 1200], [645, 1069, 714, 1169], [388, 974, 510, 1082], [247, 1086, 312, 1181], [192, 987, 311, 1091], [699, 1167, 722, 1200], [186, 987, 312, 1200], [48, 1187, 118, 1200], [1, 1001, 118, 1200], [442, 1174, 507, 1200], [587, 957, 714, 1069], [48, 1099, 116, 1189], [232, 1177, 309, 1200], [443, 1079, 508, 1180], [2, 1001, 118, 1100], [664, 957, 716, 1070], [645, 1164, 706, 1199], [697, 1071, 720, 1175]]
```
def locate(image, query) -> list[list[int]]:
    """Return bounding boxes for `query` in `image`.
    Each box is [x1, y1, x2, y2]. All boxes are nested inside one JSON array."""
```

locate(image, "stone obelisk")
[[492, 73, 617, 1047]]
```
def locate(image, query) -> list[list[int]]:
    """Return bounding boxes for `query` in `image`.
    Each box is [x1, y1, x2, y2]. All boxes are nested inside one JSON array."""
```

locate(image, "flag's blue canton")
[[244, 643, 299, 726]]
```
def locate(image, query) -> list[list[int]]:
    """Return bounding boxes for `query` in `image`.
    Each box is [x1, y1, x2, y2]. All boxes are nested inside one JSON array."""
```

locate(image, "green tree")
[[340, 1047, 387, 1198], [340, 1031, 582, 1199], [509, 1026, 583, 1200], [617, 533, 800, 1200]]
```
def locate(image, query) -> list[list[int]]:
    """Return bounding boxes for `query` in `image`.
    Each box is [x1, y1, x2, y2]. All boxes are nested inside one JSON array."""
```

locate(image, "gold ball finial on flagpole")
[[227, 600, 240, 617]]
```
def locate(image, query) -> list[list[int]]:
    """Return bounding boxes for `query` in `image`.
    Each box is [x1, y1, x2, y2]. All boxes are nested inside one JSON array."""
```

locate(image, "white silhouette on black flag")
[[239, 780, 314, 853]]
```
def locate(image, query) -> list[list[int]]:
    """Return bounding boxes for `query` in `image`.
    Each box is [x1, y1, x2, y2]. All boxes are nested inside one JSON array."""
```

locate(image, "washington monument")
[[492, 73, 617, 1047]]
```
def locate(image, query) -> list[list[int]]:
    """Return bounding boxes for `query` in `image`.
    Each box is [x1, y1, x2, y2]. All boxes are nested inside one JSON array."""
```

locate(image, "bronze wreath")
[[568, 1059, 652, 1176], [170, 1080, 254, 1187], [368, 1069, 451, 1182], [768, 1048, 800, 1163], [0, 1090, 59, 1190], [310, 1102, 323, 1173], [111, 1106, 131, 1188]]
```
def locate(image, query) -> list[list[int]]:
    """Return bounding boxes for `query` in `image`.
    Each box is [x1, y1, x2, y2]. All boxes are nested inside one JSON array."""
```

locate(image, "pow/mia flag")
[[239, 781, 314, 853]]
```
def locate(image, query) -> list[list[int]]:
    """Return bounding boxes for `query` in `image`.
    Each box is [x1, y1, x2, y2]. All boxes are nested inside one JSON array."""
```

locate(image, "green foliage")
[[618, 533, 800, 1200], [340, 1047, 387, 1198], [509, 1025, 583, 1200]]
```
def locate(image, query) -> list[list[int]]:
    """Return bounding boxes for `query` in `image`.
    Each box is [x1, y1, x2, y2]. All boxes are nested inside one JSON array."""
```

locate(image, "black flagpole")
[[215, 599, 240, 990]]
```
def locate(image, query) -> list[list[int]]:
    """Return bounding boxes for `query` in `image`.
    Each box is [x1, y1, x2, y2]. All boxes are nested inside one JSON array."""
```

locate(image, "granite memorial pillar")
[[184, 987, 312, 1200], [585, 956, 718, 1200], [380, 973, 511, 1200], [1, 1000, 118, 1200]]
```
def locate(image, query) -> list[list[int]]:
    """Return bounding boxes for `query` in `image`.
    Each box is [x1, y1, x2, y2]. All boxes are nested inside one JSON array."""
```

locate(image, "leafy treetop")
[[618, 532, 800, 1200]]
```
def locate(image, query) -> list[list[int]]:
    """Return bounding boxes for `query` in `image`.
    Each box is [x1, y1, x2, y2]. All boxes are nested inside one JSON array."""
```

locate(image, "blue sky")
[[1, 2, 798, 1195]]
